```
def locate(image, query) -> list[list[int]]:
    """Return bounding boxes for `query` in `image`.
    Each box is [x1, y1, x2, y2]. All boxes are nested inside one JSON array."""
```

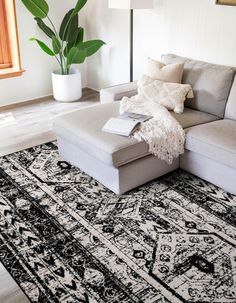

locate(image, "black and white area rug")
[[0, 142, 236, 303]]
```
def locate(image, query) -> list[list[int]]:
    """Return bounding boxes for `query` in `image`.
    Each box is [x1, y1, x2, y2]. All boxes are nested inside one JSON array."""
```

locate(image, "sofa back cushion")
[[161, 54, 234, 117], [225, 75, 236, 120]]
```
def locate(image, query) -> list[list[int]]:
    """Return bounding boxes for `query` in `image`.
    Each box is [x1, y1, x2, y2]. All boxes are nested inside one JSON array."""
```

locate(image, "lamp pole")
[[130, 9, 134, 82], [109, 0, 154, 82]]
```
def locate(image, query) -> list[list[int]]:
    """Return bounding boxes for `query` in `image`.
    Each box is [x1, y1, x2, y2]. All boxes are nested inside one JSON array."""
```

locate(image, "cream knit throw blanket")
[[120, 96, 186, 164]]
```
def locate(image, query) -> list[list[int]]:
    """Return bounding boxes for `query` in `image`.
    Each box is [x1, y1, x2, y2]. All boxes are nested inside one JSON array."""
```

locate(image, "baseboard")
[[0, 87, 95, 110], [0, 94, 53, 111], [86, 86, 100, 92]]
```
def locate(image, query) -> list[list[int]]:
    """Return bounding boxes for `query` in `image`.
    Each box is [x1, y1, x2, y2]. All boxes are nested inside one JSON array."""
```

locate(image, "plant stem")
[[46, 16, 65, 74], [60, 53, 65, 74], [55, 56, 61, 66], [47, 16, 59, 39], [66, 63, 70, 74]]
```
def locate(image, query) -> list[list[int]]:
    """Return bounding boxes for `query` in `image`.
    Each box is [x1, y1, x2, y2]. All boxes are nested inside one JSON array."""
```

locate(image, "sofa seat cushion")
[[171, 108, 219, 128], [53, 102, 219, 168], [54, 102, 147, 167], [185, 119, 236, 169]]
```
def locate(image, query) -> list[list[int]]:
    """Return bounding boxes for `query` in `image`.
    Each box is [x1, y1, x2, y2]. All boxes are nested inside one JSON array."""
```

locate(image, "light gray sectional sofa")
[[54, 54, 236, 195]]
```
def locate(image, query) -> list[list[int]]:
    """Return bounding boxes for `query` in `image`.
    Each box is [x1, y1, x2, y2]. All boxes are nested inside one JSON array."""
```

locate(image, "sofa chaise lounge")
[[53, 54, 236, 195]]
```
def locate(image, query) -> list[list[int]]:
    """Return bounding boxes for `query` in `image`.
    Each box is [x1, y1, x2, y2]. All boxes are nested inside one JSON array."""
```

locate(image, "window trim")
[[0, 0, 11, 68], [0, 0, 24, 79]]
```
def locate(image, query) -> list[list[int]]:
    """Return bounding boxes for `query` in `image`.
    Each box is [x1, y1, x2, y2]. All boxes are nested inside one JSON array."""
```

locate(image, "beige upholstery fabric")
[[171, 108, 219, 129], [161, 54, 234, 118], [146, 58, 184, 83], [100, 81, 138, 104], [225, 75, 236, 120], [138, 75, 194, 114], [185, 119, 236, 169], [54, 102, 219, 168], [180, 151, 236, 195], [54, 103, 148, 167], [58, 136, 179, 195]]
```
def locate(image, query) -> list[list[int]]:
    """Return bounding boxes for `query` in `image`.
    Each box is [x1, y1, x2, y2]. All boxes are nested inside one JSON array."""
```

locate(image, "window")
[[0, 0, 23, 79]]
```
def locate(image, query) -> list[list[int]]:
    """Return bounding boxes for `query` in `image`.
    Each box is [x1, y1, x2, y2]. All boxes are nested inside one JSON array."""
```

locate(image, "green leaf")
[[21, 0, 49, 19], [52, 36, 61, 54], [76, 27, 84, 44], [35, 17, 54, 38], [64, 43, 71, 58], [67, 47, 86, 65], [78, 40, 105, 57], [64, 27, 84, 57], [30, 38, 55, 56], [59, 9, 78, 42], [72, 0, 87, 17]]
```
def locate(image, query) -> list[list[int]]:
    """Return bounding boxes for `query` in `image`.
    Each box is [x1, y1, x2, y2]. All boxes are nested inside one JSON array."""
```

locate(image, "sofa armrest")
[[100, 81, 138, 104]]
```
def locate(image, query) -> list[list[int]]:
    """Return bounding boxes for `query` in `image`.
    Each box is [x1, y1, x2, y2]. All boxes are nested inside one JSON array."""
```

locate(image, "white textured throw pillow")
[[138, 75, 194, 114], [146, 58, 184, 83]]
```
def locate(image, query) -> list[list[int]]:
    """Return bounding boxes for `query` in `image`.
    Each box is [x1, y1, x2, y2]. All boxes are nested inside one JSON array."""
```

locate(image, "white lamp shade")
[[109, 0, 153, 9]]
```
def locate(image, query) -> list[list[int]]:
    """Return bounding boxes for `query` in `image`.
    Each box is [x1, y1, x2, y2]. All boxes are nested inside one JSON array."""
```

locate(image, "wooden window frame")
[[0, 0, 24, 79]]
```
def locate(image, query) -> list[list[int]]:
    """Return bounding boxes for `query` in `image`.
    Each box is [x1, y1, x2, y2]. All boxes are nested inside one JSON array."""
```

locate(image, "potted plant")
[[21, 0, 105, 102]]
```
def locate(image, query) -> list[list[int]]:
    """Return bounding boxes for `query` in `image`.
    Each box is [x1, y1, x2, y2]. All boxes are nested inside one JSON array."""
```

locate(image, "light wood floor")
[[0, 88, 100, 303], [0, 88, 99, 157]]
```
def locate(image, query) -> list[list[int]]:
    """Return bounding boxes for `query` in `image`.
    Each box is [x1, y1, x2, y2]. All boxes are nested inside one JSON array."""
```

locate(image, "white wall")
[[0, 0, 87, 106], [84, 0, 130, 89], [2, 0, 236, 105], [84, 0, 236, 90]]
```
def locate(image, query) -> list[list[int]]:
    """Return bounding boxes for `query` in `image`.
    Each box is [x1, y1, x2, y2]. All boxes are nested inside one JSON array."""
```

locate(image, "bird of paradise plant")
[[21, 0, 105, 75]]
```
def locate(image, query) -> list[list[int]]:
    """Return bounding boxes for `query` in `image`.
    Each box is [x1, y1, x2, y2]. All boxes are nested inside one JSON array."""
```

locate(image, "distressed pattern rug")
[[0, 142, 236, 303]]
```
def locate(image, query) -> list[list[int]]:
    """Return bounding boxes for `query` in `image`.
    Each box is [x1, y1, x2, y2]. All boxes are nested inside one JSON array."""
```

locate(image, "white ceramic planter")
[[52, 68, 82, 102]]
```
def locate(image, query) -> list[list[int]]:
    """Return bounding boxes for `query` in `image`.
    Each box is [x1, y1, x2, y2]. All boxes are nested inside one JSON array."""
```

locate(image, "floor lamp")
[[109, 0, 154, 82]]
